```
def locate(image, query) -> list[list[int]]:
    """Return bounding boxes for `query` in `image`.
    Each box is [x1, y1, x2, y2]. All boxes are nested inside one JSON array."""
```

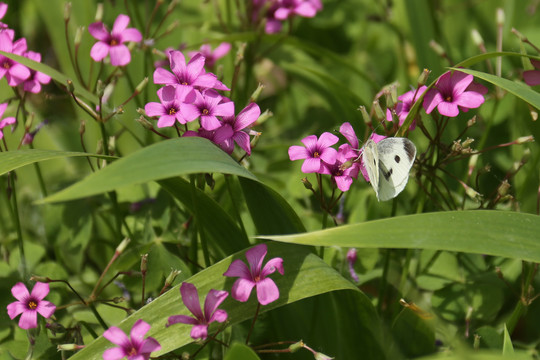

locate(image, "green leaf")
[[239, 177, 305, 235], [261, 211, 540, 263], [392, 308, 435, 358], [39, 137, 258, 204], [418, 350, 531, 360], [0, 149, 113, 176], [449, 67, 540, 110], [0, 50, 98, 103], [68, 242, 359, 359], [502, 325, 514, 355], [224, 343, 261, 360]]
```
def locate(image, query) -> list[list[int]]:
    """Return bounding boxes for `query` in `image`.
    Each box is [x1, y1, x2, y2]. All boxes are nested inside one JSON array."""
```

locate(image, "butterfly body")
[[362, 137, 416, 201]]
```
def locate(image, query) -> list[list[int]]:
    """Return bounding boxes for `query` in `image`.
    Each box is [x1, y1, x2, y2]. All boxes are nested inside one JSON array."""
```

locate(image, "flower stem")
[[8, 173, 26, 279], [225, 175, 247, 237], [246, 302, 261, 345]]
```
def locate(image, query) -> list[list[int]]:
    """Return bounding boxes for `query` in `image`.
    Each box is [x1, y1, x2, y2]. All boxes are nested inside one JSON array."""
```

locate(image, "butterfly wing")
[[361, 140, 380, 197], [375, 138, 416, 201]]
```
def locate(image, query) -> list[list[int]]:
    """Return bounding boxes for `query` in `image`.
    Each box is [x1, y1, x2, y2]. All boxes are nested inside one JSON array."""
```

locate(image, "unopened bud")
[[358, 105, 371, 125], [79, 120, 86, 135], [315, 352, 334, 360], [462, 182, 482, 202], [385, 88, 396, 109], [29, 275, 51, 282], [339, 160, 353, 171], [95, 3, 103, 22], [467, 116, 477, 127], [24, 112, 34, 131], [58, 344, 85, 351], [372, 100, 385, 121], [417, 68, 431, 86], [250, 83, 264, 102], [473, 334, 481, 350], [496, 8, 505, 26], [462, 137, 474, 148], [429, 40, 446, 57], [64, 3, 71, 22], [516, 135, 534, 144], [66, 79, 75, 93], [302, 177, 313, 190], [141, 254, 148, 274], [235, 43, 246, 66], [115, 106, 124, 115], [289, 341, 304, 353], [467, 154, 479, 176], [135, 77, 148, 94], [521, 148, 531, 164], [471, 29, 484, 47], [112, 297, 125, 303], [256, 109, 272, 125], [165, 269, 181, 287], [115, 238, 130, 255], [137, 115, 154, 130], [74, 26, 84, 47], [530, 109, 538, 121], [249, 131, 261, 150], [498, 180, 511, 197]]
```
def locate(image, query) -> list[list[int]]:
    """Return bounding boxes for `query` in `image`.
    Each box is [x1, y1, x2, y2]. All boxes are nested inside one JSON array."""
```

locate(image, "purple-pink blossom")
[[0, 32, 30, 86], [167, 282, 228, 341], [21, 51, 51, 93], [153, 50, 229, 92], [7, 282, 56, 329], [88, 14, 142, 66], [103, 319, 161, 360], [288, 132, 339, 173], [214, 102, 260, 155], [188, 42, 231, 69], [346, 248, 359, 283], [386, 86, 427, 130], [423, 70, 485, 117], [187, 89, 235, 131], [144, 85, 198, 128], [263, 0, 323, 33], [322, 144, 359, 192], [223, 243, 284, 306], [0, 102, 15, 139], [523, 59, 540, 86]]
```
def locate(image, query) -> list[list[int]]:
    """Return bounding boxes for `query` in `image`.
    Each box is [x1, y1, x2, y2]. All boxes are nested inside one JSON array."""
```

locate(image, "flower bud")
[[529, 109, 538, 121], [235, 43, 246, 66], [358, 105, 371, 125], [141, 253, 148, 274], [496, 8, 505, 27], [58, 344, 85, 351], [137, 115, 154, 130], [112, 297, 125, 303], [29, 275, 51, 282], [467, 154, 479, 177], [372, 100, 385, 121], [429, 40, 446, 57], [471, 29, 484, 47], [289, 341, 304, 353], [249, 131, 261, 150], [462, 137, 474, 148], [301, 177, 313, 190], [135, 77, 149, 94], [417, 68, 431, 86], [314, 352, 334, 360], [165, 269, 181, 287], [79, 120, 86, 135], [250, 83, 264, 102], [95, 3, 103, 22], [66, 79, 75, 93], [115, 238, 131, 255], [64, 3, 72, 22], [497, 180, 510, 197], [385, 87, 396, 109], [74, 26, 84, 47], [516, 135, 534, 144], [467, 116, 477, 127], [256, 109, 272, 125]]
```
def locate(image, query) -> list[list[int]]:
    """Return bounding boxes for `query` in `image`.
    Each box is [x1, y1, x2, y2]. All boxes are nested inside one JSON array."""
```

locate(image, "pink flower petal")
[[109, 45, 131, 66], [300, 134, 318, 149], [0, 102, 7, 117], [190, 324, 209, 340], [233, 131, 251, 154], [30, 282, 50, 300], [103, 347, 126, 360], [167, 314, 199, 326], [180, 103, 200, 123], [231, 277, 256, 302], [24, 80, 41, 94], [18, 310, 38, 329], [153, 68, 177, 85], [213, 101, 235, 118], [144, 102, 165, 117], [449, 71, 473, 95], [200, 114, 222, 130], [301, 157, 322, 173], [261, 257, 284, 277], [317, 132, 339, 148], [523, 70, 540, 86], [235, 103, 260, 130], [88, 22, 110, 42], [203, 289, 228, 320], [10, 282, 29, 301], [223, 259, 251, 278], [245, 243, 267, 275], [0, 3, 7, 19], [121, 28, 142, 43], [186, 53, 206, 80], [157, 114, 177, 128], [436, 101, 459, 117], [90, 41, 110, 62], [140, 337, 161, 354], [36, 300, 55, 319], [339, 122, 359, 148], [180, 283, 203, 319], [209, 309, 228, 323], [319, 147, 338, 165], [295, 2, 317, 17], [423, 89, 443, 114], [130, 319, 151, 343], [454, 91, 485, 109], [112, 14, 130, 35], [104, 326, 130, 347], [213, 42, 231, 59], [8, 63, 30, 82], [7, 301, 25, 319], [335, 175, 353, 192], [169, 51, 187, 79], [288, 145, 309, 161], [256, 278, 279, 305]]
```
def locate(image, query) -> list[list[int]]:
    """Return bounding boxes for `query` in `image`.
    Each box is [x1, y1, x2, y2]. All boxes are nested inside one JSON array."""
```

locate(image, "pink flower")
[[223, 243, 284, 306], [214, 102, 260, 155], [523, 59, 540, 86], [7, 282, 56, 329], [88, 14, 142, 66], [423, 70, 485, 117], [274, 0, 321, 21], [144, 85, 198, 128], [0, 102, 15, 139], [153, 50, 229, 92], [322, 144, 359, 192], [185, 89, 235, 131], [0, 32, 30, 86], [346, 248, 359, 282], [21, 51, 51, 93], [103, 319, 161, 360], [288, 132, 339, 173], [167, 282, 228, 341], [188, 42, 231, 69], [386, 86, 427, 130]]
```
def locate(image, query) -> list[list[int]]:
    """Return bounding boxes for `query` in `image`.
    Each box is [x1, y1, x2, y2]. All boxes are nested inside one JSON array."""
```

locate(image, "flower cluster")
[[289, 70, 487, 192], [146, 50, 261, 156], [0, 2, 50, 93], [7, 244, 283, 358], [253, 0, 323, 34]]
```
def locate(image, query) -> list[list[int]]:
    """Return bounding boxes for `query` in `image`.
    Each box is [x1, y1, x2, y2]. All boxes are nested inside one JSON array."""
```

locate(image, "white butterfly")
[[361, 137, 416, 201]]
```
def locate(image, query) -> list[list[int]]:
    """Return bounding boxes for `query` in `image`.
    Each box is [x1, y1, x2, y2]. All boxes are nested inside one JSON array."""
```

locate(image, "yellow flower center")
[[28, 301, 38, 310], [202, 109, 209, 115], [168, 108, 177, 115]]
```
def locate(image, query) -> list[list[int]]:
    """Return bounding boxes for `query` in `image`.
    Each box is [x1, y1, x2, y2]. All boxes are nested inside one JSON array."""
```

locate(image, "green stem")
[[224, 175, 247, 237], [246, 302, 261, 345], [29, 143, 48, 197], [377, 249, 391, 314], [9, 173, 26, 280], [88, 303, 108, 330]]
